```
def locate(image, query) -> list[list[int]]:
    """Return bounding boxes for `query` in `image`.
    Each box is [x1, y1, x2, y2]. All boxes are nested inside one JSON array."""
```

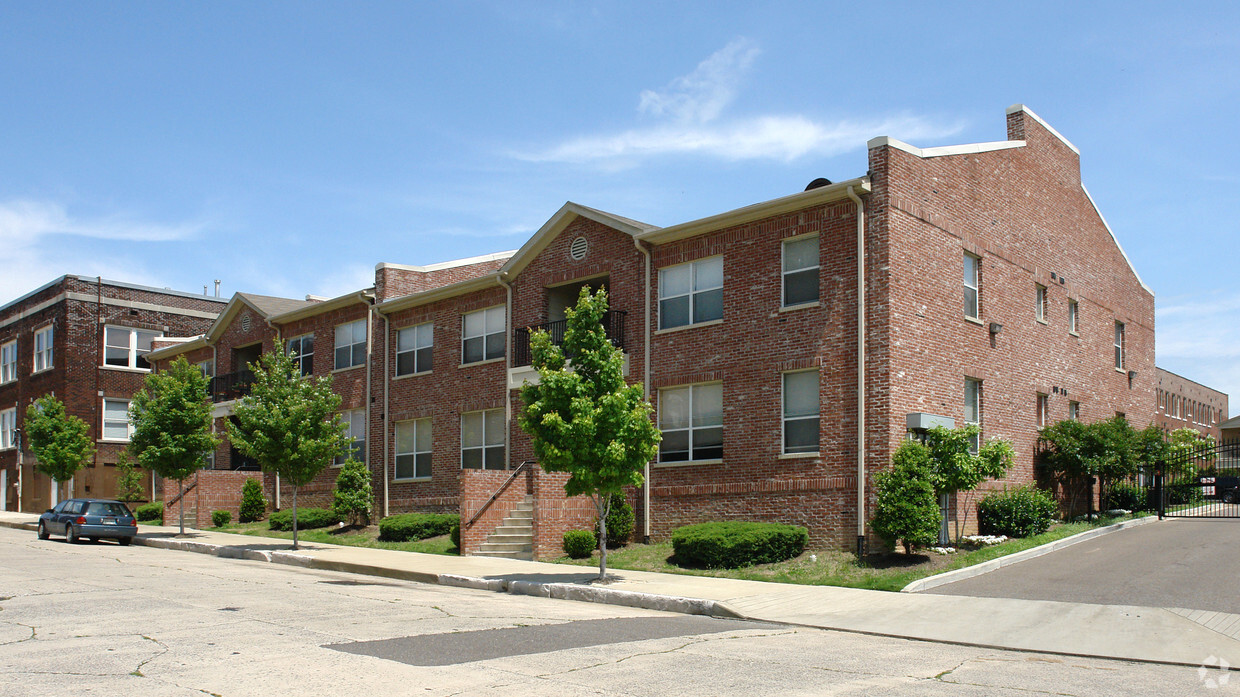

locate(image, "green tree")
[[518, 287, 660, 581], [871, 441, 941, 554], [25, 395, 95, 505], [1166, 427, 1216, 476], [921, 425, 1015, 541], [227, 347, 352, 550], [114, 449, 147, 503], [239, 477, 267, 523], [129, 356, 221, 535], [333, 458, 373, 526]]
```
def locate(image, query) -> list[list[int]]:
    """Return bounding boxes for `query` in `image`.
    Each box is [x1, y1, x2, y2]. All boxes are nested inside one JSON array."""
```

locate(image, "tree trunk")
[[178, 477, 185, 536], [292, 487, 299, 551], [596, 495, 610, 582]]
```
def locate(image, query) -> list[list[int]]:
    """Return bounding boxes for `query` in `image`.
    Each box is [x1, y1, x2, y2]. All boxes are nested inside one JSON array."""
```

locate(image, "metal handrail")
[[166, 478, 198, 508], [465, 460, 536, 528], [512, 310, 626, 366]]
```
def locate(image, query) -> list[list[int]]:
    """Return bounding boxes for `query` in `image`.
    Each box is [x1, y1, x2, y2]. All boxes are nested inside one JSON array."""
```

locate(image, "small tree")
[[518, 287, 660, 581], [25, 395, 95, 505], [239, 477, 267, 523], [922, 425, 1015, 540], [333, 458, 373, 527], [129, 356, 220, 535], [872, 441, 941, 554], [114, 449, 147, 503], [227, 347, 352, 550], [1166, 427, 1216, 476]]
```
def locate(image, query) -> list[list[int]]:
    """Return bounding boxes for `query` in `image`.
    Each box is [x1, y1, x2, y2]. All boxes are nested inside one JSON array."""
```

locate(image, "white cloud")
[[517, 39, 964, 166], [1156, 292, 1240, 418]]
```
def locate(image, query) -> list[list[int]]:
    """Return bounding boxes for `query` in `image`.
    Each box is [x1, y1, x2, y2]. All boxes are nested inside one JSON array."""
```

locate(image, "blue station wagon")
[[38, 498, 138, 545]]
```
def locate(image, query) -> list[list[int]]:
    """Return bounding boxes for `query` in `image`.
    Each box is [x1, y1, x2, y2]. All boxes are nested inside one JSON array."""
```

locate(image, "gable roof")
[[497, 202, 658, 278]]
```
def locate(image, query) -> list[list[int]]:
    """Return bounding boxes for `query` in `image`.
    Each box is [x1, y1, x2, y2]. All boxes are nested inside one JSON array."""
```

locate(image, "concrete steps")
[[474, 497, 534, 560]]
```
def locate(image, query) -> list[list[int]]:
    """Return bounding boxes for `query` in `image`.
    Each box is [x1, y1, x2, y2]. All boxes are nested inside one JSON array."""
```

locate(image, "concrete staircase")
[[473, 496, 534, 560]]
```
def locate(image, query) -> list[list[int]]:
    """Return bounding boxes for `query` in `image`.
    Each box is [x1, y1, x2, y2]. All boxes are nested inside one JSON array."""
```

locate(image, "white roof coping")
[[376, 251, 516, 273], [1006, 104, 1080, 155], [867, 136, 1026, 158], [1080, 184, 1153, 295]]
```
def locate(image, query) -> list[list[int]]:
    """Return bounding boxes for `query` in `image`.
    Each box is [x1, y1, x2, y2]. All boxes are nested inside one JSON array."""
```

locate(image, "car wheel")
[[1224, 490, 1237, 504], [118, 537, 132, 546], [37, 522, 49, 540], [65, 525, 78, 544]]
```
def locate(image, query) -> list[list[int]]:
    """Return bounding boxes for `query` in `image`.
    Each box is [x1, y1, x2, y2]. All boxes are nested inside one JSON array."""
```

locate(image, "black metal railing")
[[466, 461, 536, 528], [512, 310, 626, 367], [208, 369, 254, 403]]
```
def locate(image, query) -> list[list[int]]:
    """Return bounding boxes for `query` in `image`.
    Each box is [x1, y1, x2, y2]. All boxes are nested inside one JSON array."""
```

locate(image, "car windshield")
[[85, 502, 132, 517]]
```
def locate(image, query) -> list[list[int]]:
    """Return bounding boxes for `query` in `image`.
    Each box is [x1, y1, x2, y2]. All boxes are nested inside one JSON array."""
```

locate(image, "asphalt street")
[[931, 519, 1240, 613], [0, 526, 1227, 696]]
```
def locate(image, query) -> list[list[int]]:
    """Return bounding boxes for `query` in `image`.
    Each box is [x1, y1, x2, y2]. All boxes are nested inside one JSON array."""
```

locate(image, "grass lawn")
[[553, 514, 1150, 592], [212, 520, 459, 555]]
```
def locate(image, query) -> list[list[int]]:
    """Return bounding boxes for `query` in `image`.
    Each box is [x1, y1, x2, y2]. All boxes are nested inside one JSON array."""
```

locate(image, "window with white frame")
[[461, 307, 504, 364], [335, 408, 366, 465], [963, 253, 980, 319], [396, 322, 433, 375], [461, 409, 504, 470], [1068, 299, 1079, 334], [1069, 401, 1080, 421], [335, 320, 367, 370], [394, 418, 432, 480], [102, 399, 132, 441], [1035, 284, 1047, 323], [287, 334, 314, 376], [198, 359, 215, 378], [659, 257, 723, 329], [0, 408, 15, 450], [658, 383, 723, 462], [1036, 393, 1049, 428], [782, 370, 819, 454], [33, 326, 53, 372], [104, 326, 161, 370], [965, 378, 982, 453], [1114, 321, 1125, 370], [782, 236, 818, 307], [0, 341, 15, 384]]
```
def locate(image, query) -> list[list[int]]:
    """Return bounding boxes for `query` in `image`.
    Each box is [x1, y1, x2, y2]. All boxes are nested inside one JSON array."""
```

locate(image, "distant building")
[[1154, 367, 1228, 440]]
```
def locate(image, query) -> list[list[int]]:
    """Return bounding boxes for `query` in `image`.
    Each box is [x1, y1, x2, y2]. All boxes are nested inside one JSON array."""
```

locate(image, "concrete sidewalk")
[[4, 510, 1237, 669]]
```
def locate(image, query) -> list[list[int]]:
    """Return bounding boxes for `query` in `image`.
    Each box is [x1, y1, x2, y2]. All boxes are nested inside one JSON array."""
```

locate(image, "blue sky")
[[1, 2, 1237, 415]]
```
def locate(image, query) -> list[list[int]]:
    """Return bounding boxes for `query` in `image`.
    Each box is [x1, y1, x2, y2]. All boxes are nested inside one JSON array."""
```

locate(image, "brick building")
[[144, 105, 1158, 554], [1154, 367, 1228, 439], [0, 275, 225, 512]]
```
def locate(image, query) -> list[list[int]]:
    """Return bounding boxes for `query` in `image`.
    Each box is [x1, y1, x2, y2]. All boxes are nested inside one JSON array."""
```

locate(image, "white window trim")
[[0, 407, 16, 450], [965, 378, 982, 453], [1036, 393, 1049, 429], [1035, 284, 1048, 324], [393, 418, 432, 482], [460, 409, 505, 470], [963, 253, 980, 321], [781, 369, 820, 455], [334, 320, 367, 371], [658, 256, 724, 330], [1068, 401, 1080, 421], [1114, 321, 1125, 371], [460, 306, 505, 365], [103, 325, 162, 371], [1068, 298, 1079, 335], [101, 398, 133, 442], [781, 234, 819, 309], [657, 381, 723, 463], [395, 322, 434, 377], [0, 340, 15, 384], [33, 325, 53, 373], [335, 408, 366, 466]]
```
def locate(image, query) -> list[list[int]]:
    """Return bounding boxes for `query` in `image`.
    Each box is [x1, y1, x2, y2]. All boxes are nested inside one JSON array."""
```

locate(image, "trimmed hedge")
[[671, 521, 809, 569], [211, 510, 232, 528], [268, 508, 341, 531], [135, 501, 163, 523], [563, 529, 596, 559], [977, 486, 1058, 538], [377, 513, 458, 542], [450, 522, 460, 549]]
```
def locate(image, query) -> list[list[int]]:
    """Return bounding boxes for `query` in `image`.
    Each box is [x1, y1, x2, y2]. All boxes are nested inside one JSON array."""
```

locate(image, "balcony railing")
[[208, 369, 254, 403], [512, 310, 626, 367]]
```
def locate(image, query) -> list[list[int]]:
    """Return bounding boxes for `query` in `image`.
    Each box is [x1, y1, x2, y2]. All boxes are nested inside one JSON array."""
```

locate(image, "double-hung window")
[[104, 327, 161, 370], [1069, 401, 1080, 421], [1068, 299, 1079, 334], [33, 326, 53, 372], [335, 320, 366, 370], [1036, 393, 1049, 428], [963, 253, 980, 320], [462, 307, 504, 364], [395, 418, 432, 480], [964, 378, 982, 453], [1114, 322, 1125, 370], [287, 335, 314, 376], [0, 408, 15, 449], [658, 383, 723, 462], [782, 370, 819, 454], [102, 399, 133, 441], [396, 323, 433, 375], [336, 408, 366, 465], [1035, 284, 1047, 323], [782, 236, 819, 307], [461, 409, 504, 470], [659, 257, 723, 329], [0, 341, 15, 384]]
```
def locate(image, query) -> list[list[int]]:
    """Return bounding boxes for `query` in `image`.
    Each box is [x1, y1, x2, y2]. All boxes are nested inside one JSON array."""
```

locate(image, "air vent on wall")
[[241, 313, 252, 332], [569, 236, 589, 261]]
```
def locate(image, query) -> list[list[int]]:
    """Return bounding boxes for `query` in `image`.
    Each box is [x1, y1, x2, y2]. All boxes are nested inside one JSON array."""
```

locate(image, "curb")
[[901, 515, 1159, 593]]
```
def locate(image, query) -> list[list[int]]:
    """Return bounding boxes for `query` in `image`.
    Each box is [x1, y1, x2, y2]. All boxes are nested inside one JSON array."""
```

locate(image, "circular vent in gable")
[[241, 313, 252, 332], [569, 236, 588, 261]]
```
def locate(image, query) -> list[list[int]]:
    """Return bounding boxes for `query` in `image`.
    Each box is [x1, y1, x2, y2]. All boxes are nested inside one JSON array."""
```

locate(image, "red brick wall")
[[1154, 367, 1228, 439], [530, 470, 596, 559], [376, 258, 509, 302], [458, 466, 596, 559], [162, 469, 257, 528], [459, 467, 531, 554]]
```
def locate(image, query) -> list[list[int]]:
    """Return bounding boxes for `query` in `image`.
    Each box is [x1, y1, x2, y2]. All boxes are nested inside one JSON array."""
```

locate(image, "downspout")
[[364, 296, 373, 479], [381, 309, 391, 518], [846, 185, 867, 557], [633, 237, 652, 542], [497, 273, 514, 469]]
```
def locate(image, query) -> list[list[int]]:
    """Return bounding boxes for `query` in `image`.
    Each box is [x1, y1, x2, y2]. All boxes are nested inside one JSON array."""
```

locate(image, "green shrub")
[[211, 510, 231, 527], [1167, 484, 1204, 506], [1103, 482, 1148, 511], [671, 521, 808, 569], [239, 478, 266, 523], [135, 501, 163, 523], [871, 441, 940, 554], [268, 507, 340, 531], [596, 494, 634, 548], [333, 458, 373, 526], [977, 486, 1058, 538], [563, 529, 596, 559], [377, 513, 458, 542], [450, 522, 460, 549]]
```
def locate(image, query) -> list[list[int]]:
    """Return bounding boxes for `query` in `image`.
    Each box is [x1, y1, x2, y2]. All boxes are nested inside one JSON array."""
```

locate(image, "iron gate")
[[1152, 438, 1240, 519]]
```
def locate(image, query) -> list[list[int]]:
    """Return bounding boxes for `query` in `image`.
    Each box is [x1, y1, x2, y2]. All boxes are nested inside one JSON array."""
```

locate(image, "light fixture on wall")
[[989, 322, 1003, 335]]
